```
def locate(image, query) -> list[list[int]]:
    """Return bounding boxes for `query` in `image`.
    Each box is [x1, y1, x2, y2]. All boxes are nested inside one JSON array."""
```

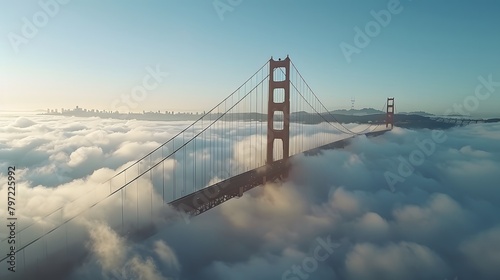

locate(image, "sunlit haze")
[[2, 1, 500, 117]]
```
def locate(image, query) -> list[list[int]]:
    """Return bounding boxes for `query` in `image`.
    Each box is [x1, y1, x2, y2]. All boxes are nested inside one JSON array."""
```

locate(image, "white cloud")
[[1, 114, 500, 280], [345, 242, 449, 280], [460, 226, 500, 278], [68, 146, 103, 167], [154, 240, 181, 270], [87, 222, 127, 272]]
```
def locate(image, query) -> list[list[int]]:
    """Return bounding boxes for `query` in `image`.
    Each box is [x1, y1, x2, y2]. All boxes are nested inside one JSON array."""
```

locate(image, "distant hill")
[[329, 108, 383, 116], [445, 113, 469, 117], [399, 111, 434, 117]]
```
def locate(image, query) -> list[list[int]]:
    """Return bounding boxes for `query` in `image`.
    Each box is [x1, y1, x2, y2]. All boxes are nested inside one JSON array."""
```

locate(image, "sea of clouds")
[[1, 114, 499, 280]]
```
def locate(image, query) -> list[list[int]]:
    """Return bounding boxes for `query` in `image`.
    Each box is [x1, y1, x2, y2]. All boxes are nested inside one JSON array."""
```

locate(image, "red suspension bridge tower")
[[386, 97, 394, 129], [267, 56, 291, 164]]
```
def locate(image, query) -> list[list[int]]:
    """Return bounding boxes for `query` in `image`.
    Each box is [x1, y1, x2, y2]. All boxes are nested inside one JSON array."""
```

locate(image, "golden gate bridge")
[[0, 56, 395, 278]]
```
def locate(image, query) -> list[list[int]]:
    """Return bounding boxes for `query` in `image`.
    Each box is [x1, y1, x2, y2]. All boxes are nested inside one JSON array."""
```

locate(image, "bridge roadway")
[[170, 128, 390, 216]]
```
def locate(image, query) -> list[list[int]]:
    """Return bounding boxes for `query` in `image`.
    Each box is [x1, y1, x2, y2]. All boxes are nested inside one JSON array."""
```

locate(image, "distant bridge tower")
[[267, 56, 291, 164], [386, 97, 394, 129]]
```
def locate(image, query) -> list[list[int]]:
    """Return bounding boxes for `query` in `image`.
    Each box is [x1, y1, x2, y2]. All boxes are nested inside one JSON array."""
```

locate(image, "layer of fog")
[[0, 115, 499, 280]]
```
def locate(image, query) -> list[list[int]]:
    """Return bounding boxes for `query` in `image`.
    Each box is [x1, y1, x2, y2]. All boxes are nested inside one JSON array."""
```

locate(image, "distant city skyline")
[[1, 1, 500, 117], [38, 104, 498, 119]]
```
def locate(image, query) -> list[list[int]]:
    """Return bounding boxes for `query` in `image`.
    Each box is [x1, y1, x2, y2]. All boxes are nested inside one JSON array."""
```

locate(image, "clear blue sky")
[[1, 0, 499, 117]]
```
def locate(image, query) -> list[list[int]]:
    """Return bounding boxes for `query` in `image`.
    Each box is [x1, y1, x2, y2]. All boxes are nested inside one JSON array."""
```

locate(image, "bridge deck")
[[169, 128, 390, 216]]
